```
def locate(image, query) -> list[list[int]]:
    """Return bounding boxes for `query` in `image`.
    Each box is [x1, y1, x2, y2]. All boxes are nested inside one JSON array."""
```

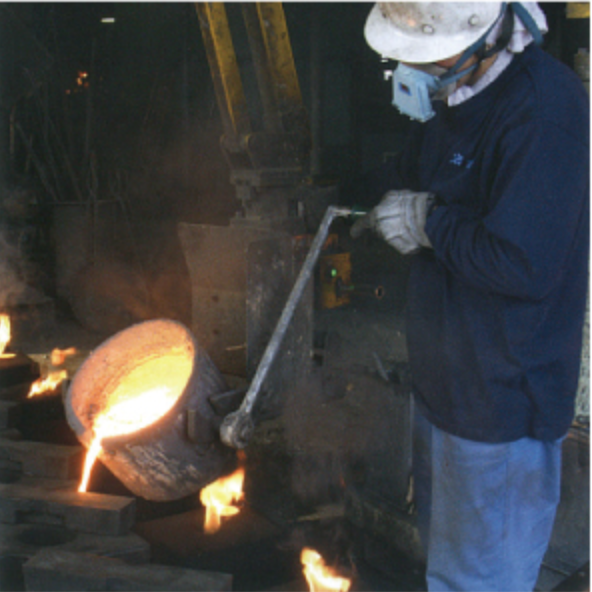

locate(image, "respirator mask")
[[391, 62, 475, 122]]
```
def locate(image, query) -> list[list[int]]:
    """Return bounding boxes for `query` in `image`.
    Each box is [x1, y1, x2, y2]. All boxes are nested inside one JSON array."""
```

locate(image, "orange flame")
[[200, 468, 245, 534], [51, 347, 78, 366], [301, 548, 351, 592], [78, 385, 178, 493], [27, 370, 68, 398], [0, 314, 10, 356]]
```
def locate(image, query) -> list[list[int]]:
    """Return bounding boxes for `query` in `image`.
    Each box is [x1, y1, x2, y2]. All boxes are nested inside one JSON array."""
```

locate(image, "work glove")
[[350, 189, 435, 255]]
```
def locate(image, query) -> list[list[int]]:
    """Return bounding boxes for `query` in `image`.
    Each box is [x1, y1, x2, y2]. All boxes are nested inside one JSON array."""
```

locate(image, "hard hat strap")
[[478, 5, 515, 61], [510, 3, 544, 46], [440, 3, 509, 86], [435, 2, 542, 92]]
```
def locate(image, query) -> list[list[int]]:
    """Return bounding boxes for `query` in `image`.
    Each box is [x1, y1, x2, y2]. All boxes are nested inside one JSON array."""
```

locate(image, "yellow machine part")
[[195, 3, 251, 143], [195, 2, 304, 148], [254, 3, 304, 110], [566, 3, 590, 19], [320, 252, 352, 310]]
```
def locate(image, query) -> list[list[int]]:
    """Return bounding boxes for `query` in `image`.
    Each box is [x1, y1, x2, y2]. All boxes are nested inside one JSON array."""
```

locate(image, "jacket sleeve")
[[425, 118, 589, 300]]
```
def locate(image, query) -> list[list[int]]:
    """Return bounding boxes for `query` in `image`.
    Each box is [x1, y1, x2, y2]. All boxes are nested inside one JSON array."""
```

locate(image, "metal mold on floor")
[[23, 548, 232, 592], [0, 353, 40, 398]]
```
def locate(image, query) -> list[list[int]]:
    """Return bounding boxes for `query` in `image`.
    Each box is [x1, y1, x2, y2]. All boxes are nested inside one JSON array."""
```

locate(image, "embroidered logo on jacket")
[[450, 153, 475, 170]]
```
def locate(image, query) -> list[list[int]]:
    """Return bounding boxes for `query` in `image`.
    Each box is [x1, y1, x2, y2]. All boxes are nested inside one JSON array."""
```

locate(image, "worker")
[[352, 3, 589, 591]]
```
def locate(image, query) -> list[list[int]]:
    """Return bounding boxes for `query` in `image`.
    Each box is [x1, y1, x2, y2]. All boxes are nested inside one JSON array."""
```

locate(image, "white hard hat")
[[365, 2, 504, 64]]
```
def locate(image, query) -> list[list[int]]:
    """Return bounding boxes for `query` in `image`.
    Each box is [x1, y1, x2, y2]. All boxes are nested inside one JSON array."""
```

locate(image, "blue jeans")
[[413, 409, 562, 592]]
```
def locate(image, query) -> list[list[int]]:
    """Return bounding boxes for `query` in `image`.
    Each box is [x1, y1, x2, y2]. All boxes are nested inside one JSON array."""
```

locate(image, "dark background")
[[0, 3, 588, 331]]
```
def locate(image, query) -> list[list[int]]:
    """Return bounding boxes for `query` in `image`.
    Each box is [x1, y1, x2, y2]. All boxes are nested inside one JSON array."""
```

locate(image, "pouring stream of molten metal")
[[301, 548, 351, 592], [78, 385, 177, 492], [78, 385, 176, 492], [78, 354, 191, 493]]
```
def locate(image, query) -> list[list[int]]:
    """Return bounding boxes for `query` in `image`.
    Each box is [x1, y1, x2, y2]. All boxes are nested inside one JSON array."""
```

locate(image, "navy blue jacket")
[[375, 45, 589, 442]]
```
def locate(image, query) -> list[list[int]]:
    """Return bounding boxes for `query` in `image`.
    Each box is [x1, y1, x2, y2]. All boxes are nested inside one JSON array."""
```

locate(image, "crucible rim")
[[65, 318, 198, 448]]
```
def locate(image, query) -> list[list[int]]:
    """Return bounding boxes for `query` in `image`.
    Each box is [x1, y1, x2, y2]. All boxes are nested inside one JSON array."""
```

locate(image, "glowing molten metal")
[[301, 548, 351, 592], [0, 314, 12, 357], [200, 468, 245, 534], [77, 353, 191, 493]]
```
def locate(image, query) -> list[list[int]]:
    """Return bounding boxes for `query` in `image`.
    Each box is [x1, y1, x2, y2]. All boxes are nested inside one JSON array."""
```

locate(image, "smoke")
[[0, 230, 29, 310], [280, 367, 375, 511]]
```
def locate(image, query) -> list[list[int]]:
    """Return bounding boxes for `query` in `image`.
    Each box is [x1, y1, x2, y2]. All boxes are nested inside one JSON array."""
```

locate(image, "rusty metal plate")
[[178, 223, 282, 376]]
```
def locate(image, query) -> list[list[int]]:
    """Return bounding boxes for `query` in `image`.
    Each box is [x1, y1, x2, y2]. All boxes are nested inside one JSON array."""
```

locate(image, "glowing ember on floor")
[[200, 467, 245, 534], [28, 370, 68, 398], [301, 548, 351, 592], [51, 347, 78, 366], [0, 314, 11, 356], [77, 352, 191, 493]]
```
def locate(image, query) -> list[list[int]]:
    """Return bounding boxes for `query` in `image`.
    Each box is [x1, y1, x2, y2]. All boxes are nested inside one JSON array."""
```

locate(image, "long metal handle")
[[220, 205, 354, 448]]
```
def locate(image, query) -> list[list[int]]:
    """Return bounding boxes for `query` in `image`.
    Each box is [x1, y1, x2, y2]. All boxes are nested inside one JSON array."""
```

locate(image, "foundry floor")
[[5, 304, 588, 592], [6, 305, 429, 591]]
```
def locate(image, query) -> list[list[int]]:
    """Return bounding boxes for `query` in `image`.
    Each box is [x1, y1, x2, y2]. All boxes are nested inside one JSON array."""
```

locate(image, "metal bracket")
[[219, 205, 355, 449]]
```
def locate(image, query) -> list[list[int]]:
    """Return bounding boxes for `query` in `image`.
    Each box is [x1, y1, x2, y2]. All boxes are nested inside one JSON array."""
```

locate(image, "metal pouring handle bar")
[[220, 205, 357, 449]]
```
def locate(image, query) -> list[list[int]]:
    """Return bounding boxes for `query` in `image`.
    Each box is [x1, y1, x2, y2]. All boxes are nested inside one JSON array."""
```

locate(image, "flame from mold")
[[301, 548, 351, 592], [28, 370, 68, 398], [200, 467, 245, 534], [0, 314, 10, 356], [27, 346, 78, 398]]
